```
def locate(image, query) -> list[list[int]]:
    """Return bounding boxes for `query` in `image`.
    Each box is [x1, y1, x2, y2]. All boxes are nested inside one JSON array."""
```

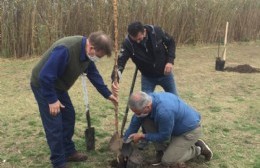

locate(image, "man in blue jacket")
[[124, 91, 213, 166], [30, 31, 118, 168]]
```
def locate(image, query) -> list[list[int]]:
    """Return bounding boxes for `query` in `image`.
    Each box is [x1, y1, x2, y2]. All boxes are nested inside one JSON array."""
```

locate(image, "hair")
[[128, 91, 152, 110], [88, 31, 113, 57], [127, 21, 145, 37]]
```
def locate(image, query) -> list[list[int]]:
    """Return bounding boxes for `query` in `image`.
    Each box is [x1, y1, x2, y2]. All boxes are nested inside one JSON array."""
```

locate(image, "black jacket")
[[115, 25, 176, 79]]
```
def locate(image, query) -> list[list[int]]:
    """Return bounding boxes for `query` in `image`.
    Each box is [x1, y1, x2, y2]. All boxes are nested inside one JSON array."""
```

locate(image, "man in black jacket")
[[111, 21, 178, 149], [112, 21, 178, 95]]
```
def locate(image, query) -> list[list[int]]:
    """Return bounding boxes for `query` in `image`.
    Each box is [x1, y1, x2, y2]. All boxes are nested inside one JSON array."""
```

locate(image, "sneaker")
[[137, 139, 148, 150], [150, 150, 164, 166], [66, 151, 88, 162], [195, 139, 213, 161]]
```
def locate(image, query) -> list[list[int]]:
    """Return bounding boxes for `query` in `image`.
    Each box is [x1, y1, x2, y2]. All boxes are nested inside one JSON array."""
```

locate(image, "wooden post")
[[223, 22, 229, 61], [113, 0, 119, 135]]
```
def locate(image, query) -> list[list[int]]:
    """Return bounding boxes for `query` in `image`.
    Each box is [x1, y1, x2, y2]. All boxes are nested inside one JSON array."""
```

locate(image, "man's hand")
[[108, 94, 118, 106], [164, 63, 173, 75], [111, 81, 119, 97], [128, 133, 145, 143], [49, 100, 65, 116]]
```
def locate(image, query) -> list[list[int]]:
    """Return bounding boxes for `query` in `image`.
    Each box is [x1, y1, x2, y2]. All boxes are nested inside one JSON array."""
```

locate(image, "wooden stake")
[[223, 22, 229, 61], [113, 0, 119, 134]]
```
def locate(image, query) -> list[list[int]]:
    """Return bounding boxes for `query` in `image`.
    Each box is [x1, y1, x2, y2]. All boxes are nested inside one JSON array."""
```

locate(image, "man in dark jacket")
[[111, 21, 178, 149], [30, 31, 118, 168], [124, 91, 213, 166], [112, 21, 178, 95]]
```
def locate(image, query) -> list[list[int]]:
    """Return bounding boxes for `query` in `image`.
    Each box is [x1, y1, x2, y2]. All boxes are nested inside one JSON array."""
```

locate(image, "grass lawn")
[[0, 41, 259, 168]]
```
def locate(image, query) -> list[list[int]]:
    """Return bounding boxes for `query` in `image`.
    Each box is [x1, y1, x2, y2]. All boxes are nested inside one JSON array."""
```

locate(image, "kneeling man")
[[124, 91, 213, 166]]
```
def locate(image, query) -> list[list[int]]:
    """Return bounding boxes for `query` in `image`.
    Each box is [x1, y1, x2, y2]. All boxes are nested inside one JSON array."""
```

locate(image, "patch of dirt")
[[224, 64, 260, 73], [109, 148, 189, 168]]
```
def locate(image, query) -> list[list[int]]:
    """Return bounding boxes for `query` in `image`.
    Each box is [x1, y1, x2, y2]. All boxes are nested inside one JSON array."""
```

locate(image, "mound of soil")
[[224, 64, 260, 73]]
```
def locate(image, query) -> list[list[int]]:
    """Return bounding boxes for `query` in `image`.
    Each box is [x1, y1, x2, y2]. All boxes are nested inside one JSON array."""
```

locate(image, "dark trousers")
[[31, 84, 76, 167]]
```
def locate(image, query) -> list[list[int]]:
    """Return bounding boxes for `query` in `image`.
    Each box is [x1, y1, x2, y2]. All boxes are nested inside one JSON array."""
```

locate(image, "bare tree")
[[0, 0, 259, 58]]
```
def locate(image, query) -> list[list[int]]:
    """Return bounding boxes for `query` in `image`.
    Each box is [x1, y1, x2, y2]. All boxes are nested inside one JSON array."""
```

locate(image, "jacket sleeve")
[[158, 27, 176, 64], [86, 62, 112, 99], [111, 40, 132, 82], [123, 115, 142, 141], [39, 46, 69, 104], [144, 110, 173, 142]]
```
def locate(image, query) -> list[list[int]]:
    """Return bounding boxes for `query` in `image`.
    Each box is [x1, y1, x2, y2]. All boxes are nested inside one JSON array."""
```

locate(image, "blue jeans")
[[140, 73, 178, 136], [141, 73, 178, 96], [31, 84, 76, 167]]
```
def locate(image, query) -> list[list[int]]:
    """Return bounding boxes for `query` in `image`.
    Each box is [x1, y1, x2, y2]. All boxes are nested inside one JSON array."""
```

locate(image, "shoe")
[[137, 139, 148, 150], [195, 139, 213, 161], [66, 151, 88, 162], [150, 150, 163, 166]]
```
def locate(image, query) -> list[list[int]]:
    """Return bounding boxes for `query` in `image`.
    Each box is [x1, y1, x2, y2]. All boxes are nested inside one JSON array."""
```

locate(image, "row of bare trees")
[[0, 0, 259, 58]]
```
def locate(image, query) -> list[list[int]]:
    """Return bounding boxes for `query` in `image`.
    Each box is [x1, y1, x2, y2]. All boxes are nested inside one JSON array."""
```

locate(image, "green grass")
[[0, 41, 260, 167]]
